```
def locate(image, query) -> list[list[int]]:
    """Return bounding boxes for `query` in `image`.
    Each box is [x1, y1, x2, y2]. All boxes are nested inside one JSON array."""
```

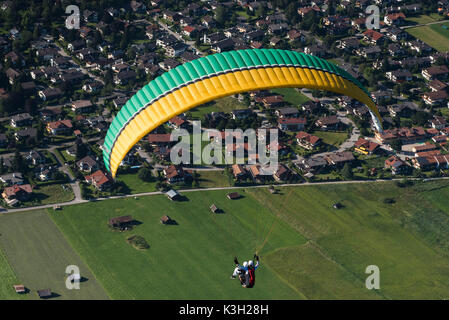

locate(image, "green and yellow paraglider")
[[103, 49, 382, 177]]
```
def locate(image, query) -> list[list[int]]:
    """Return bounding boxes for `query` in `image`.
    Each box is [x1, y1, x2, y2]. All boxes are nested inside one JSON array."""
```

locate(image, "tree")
[[341, 162, 353, 180], [256, 3, 266, 18], [138, 167, 152, 182], [390, 138, 402, 151], [75, 139, 88, 160], [12, 150, 27, 173], [215, 5, 226, 26]]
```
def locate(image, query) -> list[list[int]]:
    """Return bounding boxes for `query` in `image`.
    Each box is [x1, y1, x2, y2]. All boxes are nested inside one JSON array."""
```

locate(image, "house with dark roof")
[[326, 151, 355, 166], [11, 113, 33, 128], [14, 128, 37, 142], [76, 156, 99, 172], [315, 116, 341, 130], [273, 163, 291, 182]]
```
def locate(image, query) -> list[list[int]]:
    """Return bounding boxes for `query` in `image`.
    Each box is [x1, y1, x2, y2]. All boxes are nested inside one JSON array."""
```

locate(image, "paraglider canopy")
[[103, 49, 382, 178]]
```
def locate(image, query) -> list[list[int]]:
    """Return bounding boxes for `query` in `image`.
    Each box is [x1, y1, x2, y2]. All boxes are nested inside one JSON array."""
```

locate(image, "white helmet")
[[248, 260, 254, 267], [243, 261, 248, 268]]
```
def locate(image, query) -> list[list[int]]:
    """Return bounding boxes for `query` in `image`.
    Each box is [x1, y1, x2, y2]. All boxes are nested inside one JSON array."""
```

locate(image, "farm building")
[[160, 215, 173, 225], [13, 285, 25, 294], [166, 189, 181, 201], [37, 289, 52, 299], [108, 215, 134, 228], [210, 204, 219, 213], [227, 192, 240, 199]]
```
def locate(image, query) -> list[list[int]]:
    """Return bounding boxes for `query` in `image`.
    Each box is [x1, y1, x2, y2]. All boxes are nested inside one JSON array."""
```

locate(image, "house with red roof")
[[85, 170, 113, 190], [46, 119, 73, 135], [384, 13, 406, 26], [168, 116, 188, 130], [147, 133, 172, 146], [385, 156, 408, 175], [363, 29, 385, 45], [278, 117, 306, 131], [182, 25, 197, 37], [296, 131, 321, 150], [2, 184, 33, 205], [354, 137, 380, 155]]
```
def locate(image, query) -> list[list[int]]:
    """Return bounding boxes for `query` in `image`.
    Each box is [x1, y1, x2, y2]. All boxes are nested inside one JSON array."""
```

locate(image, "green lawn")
[[32, 184, 74, 206], [312, 130, 348, 147], [197, 170, 232, 188], [116, 172, 158, 194], [270, 88, 310, 106], [190, 96, 248, 119], [62, 150, 75, 162], [0, 210, 109, 300], [406, 22, 449, 52]]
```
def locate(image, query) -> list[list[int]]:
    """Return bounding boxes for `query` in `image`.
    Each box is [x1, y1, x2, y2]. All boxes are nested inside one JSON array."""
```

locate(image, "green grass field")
[[406, 22, 449, 52], [270, 88, 310, 106], [0, 210, 109, 300], [249, 181, 449, 299], [4, 180, 449, 299]]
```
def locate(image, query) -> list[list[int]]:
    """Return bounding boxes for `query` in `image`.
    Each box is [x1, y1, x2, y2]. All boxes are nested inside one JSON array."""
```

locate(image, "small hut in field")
[[37, 289, 52, 299], [210, 204, 219, 213], [13, 285, 25, 294], [160, 215, 173, 225], [227, 192, 240, 199], [108, 215, 134, 229], [166, 189, 181, 201]]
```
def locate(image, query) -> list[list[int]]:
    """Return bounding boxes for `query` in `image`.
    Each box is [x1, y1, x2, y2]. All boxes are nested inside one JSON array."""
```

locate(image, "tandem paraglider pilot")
[[231, 255, 260, 288]]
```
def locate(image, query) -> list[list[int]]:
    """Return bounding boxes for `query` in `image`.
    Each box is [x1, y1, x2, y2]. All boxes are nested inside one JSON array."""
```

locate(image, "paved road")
[[400, 19, 449, 30], [3, 176, 449, 214]]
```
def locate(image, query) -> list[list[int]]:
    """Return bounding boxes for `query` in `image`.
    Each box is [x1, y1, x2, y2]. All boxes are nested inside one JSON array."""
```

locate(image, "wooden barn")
[[37, 289, 52, 299], [160, 215, 173, 225], [13, 285, 25, 294], [210, 204, 219, 213], [227, 192, 240, 200], [108, 215, 134, 228], [166, 189, 181, 201]]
